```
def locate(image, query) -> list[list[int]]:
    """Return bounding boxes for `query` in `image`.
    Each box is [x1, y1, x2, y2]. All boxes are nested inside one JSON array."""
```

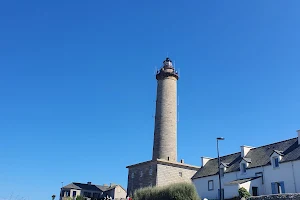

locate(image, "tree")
[[76, 196, 85, 200], [238, 187, 251, 199]]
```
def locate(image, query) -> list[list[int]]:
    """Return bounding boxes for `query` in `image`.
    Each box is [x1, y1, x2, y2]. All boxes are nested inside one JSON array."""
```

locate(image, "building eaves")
[[225, 177, 261, 185]]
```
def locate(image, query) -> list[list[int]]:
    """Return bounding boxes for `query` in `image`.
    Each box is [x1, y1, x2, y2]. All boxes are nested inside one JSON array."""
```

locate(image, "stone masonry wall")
[[248, 194, 300, 200], [127, 161, 157, 196], [152, 76, 177, 162], [156, 162, 198, 187]]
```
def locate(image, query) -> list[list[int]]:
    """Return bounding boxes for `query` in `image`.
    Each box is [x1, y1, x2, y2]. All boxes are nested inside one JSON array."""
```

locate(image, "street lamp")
[[217, 137, 225, 200]]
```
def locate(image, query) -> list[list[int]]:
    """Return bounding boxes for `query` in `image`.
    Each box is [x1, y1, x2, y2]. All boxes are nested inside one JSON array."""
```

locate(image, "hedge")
[[133, 182, 200, 200]]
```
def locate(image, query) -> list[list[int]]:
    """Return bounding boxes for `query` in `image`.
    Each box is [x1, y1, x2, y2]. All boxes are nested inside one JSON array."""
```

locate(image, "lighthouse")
[[152, 57, 179, 162], [126, 57, 199, 197]]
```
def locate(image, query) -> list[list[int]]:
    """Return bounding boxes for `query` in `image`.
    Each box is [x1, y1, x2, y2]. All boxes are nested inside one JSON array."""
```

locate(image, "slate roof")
[[192, 137, 300, 179], [225, 177, 261, 185], [242, 158, 252, 163]]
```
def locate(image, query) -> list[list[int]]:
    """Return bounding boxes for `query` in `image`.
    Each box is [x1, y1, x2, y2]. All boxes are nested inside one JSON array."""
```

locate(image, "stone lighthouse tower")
[[126, 58, 199, 197], [152, 57, 179, 162]]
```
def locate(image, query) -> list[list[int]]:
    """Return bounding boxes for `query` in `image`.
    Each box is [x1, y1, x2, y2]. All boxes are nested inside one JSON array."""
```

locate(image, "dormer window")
[[273, 157, 279, 168], [240, 158, 251, 174], [270, 150, 283, 169], [241, 163, 247, 173]]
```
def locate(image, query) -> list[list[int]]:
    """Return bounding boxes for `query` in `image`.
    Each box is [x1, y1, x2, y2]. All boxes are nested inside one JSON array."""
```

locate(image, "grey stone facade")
[[126, 159, 199, 196]]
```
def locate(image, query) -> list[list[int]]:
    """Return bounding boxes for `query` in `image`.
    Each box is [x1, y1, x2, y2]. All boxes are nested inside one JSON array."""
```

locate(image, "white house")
[[192, 130, 300, 199]]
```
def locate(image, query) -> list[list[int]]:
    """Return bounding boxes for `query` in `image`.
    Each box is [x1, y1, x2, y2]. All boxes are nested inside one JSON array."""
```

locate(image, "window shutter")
[[271, 182, 276, 194], [280, 182, 285, 193]]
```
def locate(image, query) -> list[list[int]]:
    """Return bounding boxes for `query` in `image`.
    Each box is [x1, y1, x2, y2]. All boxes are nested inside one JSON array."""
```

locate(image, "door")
[[252, 187, 258, 196]]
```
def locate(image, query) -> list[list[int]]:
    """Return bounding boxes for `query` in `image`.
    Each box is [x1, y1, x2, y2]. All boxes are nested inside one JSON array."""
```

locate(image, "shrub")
[[238, 187, 251, 199], [76, 196, 85, 200], [133, 182, 200, 200]]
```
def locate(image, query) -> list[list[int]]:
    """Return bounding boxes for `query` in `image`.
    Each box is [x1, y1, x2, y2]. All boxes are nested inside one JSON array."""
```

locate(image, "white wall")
[[293, 160, 300, 193], [263, 160, 300, 194], [224, 185, 239, 199], [239, 177, 262, 196], [193, 160, 300, 199], [113, 186, 127, 200], [193, 175, 219, 200], [70, 189, 81, 197]]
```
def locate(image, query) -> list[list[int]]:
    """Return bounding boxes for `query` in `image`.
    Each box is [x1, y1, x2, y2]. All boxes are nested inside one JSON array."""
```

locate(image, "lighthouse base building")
[[126, 159, 199, 196], [126, 58, 200, 196]]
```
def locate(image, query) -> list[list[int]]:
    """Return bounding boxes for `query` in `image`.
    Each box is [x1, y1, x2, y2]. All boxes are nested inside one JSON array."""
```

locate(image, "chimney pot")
[[180, 159, 184, 163], [240, 145, 254, 157], [201, 157, 212, 167]]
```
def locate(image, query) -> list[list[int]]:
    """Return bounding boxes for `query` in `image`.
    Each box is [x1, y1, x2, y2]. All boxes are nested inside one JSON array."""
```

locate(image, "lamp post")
[[217, 137, 225, 200]]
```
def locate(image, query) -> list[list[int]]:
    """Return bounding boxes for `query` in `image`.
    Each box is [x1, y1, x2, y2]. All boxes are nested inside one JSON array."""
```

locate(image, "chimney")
[[87, 182, 92, 185], [180, 159, 184, 163], [241, 146, 253, 157], [110, 183, 116, 187], [297, 130, 300, 145], [201, 157, 212, 167]]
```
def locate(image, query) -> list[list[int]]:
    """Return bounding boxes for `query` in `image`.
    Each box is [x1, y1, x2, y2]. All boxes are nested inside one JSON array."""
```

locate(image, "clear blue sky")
[[0, 1, 300, 200]]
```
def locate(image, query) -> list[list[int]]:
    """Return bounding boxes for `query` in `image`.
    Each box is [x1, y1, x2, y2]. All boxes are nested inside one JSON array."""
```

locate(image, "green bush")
[[133, 182, 200, 200], [76, 196, 85, 200], [238, 187, 251, 199]]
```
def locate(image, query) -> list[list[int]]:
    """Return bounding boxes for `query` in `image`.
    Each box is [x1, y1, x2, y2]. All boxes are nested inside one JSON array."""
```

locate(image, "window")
[[93, 193, 99, 198], [65, 191, 70, 197], [131, 172, 135, 178], [220, 168, 224, 177], [149, 168, 153, 176], [241, 163, 246, 173], [271, 182, 285, 194], [179, 172, 182, 177], [208, 180, 214, 191], [252, 187, 258, 196], [140, 170, 143, 177], [83, 192, 91, 198], [273, 157, 279, 168], [72, 191, 77, 197]]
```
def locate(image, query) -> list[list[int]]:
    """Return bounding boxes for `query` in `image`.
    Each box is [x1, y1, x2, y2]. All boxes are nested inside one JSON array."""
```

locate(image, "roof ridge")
[[248, 137, 297, 150], [207, 137, 297, 160], [209, 151, 241, 160]]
